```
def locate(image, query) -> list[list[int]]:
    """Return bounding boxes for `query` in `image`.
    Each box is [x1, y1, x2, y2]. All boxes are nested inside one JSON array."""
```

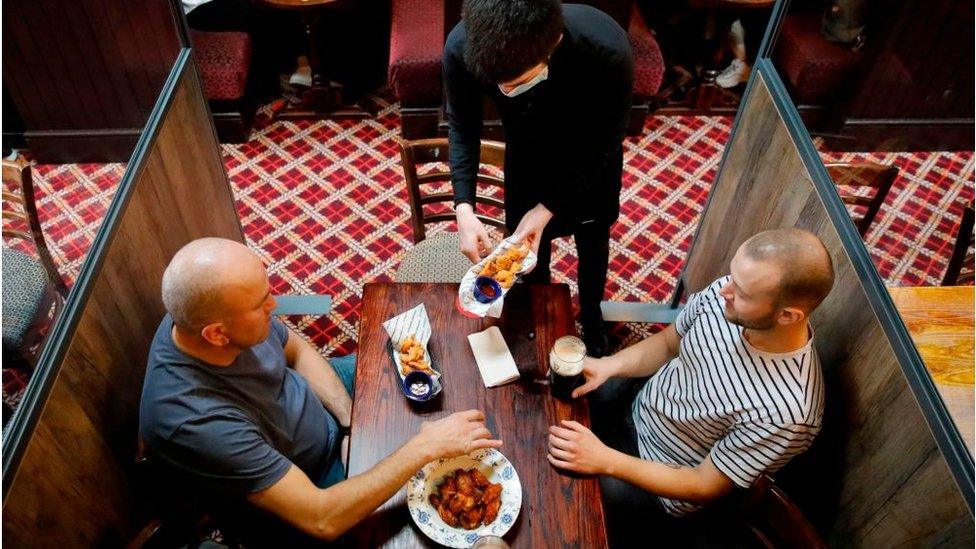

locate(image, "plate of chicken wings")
[[405, 448, 522, 548]]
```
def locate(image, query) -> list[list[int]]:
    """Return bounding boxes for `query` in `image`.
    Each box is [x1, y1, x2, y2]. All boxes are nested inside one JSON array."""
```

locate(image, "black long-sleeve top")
[[443, 4, 634, 227]]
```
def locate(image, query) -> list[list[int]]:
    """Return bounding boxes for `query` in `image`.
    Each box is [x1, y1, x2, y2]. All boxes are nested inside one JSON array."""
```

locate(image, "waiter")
[[444, 0, 634, 357]]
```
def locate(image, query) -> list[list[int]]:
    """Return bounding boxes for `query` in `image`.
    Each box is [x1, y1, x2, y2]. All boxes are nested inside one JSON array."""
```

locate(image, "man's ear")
[[777, 306, 807, 326], [200, 322, 229, 346]]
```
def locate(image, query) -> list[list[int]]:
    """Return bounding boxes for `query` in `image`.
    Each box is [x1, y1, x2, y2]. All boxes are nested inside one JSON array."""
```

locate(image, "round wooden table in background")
[[257, 0, 372, 120]]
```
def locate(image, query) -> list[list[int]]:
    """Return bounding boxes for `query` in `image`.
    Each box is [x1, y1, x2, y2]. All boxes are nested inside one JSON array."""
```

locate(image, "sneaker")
[[288, 65, 312, 88], [715, 59, 750, 89]]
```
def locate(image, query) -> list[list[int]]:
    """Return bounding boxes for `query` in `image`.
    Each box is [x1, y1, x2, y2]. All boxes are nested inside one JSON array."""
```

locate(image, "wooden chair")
[[395, 138, 506, 283], [943, 201, 975, 285], [130, 437, 245, 549], [732, 474, 827, 549], [825, 162, 899, 237], [2, 156, 67, 369]]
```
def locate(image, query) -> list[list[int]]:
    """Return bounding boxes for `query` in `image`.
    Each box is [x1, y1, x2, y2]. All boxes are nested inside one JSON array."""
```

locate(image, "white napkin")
[[467, 326, 520, 387], [382, 303, 440, 382]]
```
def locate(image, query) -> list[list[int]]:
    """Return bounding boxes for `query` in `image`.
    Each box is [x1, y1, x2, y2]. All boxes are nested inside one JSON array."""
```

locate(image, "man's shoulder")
[[563, 4, 630, 51], [444, 21, 467, 59]]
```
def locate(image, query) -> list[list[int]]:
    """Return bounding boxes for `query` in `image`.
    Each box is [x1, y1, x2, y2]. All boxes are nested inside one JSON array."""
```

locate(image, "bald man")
[[139, 238, 501, 545], [544, 228, 834, 543]]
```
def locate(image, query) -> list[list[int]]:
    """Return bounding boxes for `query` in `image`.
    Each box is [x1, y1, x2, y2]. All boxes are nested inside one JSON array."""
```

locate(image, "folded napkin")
[[467, 326, 520, 387]]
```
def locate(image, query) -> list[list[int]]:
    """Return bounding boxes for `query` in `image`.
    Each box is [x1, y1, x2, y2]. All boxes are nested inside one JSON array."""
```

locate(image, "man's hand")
[[547, 420, 614, 475], [457, 204, 493, 262], [410, 410, 502, 461], [511, 203, 553, 258], [571, 356, 620, 399]]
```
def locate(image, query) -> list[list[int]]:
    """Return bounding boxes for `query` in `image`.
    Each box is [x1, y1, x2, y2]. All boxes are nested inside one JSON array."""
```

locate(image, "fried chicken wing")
[[430, 468, 504, 530], [469, 469, 490, 488], [483, 495, 501, 524]]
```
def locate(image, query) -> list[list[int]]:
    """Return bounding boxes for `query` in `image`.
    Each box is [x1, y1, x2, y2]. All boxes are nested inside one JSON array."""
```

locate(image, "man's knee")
[[588, 376, 637, 410]]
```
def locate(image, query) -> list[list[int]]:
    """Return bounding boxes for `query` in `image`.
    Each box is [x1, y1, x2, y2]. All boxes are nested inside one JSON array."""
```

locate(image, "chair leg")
[[18, 284, 63, 370]]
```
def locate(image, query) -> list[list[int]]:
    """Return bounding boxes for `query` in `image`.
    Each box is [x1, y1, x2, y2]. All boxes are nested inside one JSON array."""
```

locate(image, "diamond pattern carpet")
[[11, 98, 975, 363]]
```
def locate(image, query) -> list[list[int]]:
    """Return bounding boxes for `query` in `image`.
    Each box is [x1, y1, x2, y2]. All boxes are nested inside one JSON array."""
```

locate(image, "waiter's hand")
[[457, 203, 493, 262], [512, 203, 553, 259]]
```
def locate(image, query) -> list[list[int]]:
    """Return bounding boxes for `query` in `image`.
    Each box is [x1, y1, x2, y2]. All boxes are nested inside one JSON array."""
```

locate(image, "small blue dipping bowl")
[[473, 276, 503, 304], [402, 370, 435, 401]]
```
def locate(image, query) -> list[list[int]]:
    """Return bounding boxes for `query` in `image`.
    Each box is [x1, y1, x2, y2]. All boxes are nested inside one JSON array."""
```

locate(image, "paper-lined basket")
[[458, 237, 537, 317], [382, 303, 442, 397]]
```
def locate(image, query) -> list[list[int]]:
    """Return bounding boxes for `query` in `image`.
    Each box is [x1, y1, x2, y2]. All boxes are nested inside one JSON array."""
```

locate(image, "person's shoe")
[[715, 59, 751, 89], [581, 322, 610, 358], [288, 65, 312, 88]]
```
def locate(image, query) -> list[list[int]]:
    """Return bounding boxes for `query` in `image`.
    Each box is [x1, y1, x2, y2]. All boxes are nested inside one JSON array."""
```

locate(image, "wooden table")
[[890, 286, 975, 455], [346, 283, 608, 548]]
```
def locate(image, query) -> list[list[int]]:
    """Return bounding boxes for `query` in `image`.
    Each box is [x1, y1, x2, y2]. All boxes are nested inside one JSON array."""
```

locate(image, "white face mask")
[[498, 66, 549, 97]]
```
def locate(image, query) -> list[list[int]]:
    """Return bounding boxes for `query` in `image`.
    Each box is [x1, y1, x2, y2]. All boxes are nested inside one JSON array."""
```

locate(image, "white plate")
[[406, 448, 522, 548]]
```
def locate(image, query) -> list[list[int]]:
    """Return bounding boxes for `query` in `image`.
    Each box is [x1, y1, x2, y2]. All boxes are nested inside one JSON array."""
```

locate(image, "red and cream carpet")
[[14, 97, 976, 362]]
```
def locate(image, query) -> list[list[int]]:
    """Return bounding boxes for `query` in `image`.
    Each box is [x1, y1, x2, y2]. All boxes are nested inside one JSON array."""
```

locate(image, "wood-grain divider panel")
[[683, 71, 973, 546], [1, 53, 244, 547]]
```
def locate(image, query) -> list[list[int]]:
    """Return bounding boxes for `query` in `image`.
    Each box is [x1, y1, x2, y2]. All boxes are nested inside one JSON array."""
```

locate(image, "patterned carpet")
[[11, 98, 976, 363]]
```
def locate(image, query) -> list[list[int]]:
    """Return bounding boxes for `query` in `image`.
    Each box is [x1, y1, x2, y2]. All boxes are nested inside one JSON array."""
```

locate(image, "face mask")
[[498, 66, 549, 98]]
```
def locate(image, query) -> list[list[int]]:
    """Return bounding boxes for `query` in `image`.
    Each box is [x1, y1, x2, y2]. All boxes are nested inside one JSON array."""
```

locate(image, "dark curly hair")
[[462, 0, 564, 83]]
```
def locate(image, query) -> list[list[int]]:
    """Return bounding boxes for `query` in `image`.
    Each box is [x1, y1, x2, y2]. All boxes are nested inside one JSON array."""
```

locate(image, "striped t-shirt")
[[632, 276, 825, 516]]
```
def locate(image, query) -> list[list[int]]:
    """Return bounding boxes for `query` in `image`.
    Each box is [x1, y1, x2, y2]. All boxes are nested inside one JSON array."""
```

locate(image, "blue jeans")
[[316, 353, 356, 489]]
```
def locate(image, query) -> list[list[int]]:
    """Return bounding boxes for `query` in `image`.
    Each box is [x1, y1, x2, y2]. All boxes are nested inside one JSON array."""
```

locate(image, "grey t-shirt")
[[139, 315, 338, 500]]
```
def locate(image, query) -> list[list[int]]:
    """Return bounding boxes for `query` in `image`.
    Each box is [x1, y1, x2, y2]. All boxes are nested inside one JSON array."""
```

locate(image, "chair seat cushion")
[[388, 0, 664, 106], [395, 233, 475, 283], [775, 13, 861, 105], [190, 30, 252, 101], [2, 248, 50, 347]]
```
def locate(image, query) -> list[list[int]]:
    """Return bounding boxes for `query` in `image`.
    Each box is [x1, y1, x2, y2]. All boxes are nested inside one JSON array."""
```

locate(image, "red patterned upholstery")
[[628, 5, 664, 99], [190, 30, 252, 101], [775, 13, 861, 105], [388, 0, 663, 107], [388, 0, 443, 107]]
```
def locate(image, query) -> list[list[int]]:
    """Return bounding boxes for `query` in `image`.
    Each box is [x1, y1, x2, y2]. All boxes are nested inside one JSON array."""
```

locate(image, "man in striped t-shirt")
[[547, 228, 833, 541]]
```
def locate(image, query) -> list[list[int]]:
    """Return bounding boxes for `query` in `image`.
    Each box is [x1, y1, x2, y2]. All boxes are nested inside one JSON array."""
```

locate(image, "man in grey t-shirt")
[[140, 238, 502, 544]]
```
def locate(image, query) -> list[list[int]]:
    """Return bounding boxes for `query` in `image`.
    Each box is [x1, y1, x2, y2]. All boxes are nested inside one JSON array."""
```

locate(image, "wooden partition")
[[2, 0, 183, 162], [1, 49, 244, 546], [682, 62, 973, 546]]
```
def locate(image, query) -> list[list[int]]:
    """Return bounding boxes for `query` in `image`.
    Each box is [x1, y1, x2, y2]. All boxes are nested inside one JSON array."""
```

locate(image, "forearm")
[[448, 124, 481, 206], [312, 438, 430, 538], [293, 345, 352, 426], [601, 449, 720, 505], [610, 324, 680, 378]]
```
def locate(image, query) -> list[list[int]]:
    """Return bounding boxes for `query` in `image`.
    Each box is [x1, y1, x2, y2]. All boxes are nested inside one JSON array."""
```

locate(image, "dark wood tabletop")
[[345, 282, 608, 548]]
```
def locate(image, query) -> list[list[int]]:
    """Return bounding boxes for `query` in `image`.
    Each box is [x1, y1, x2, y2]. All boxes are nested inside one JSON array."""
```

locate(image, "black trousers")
[[588, 378, 733, 548], [508, 214, 611, 329]]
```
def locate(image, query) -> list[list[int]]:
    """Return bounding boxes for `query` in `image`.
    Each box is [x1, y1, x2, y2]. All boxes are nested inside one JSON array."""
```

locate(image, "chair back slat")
[[415, 173, 452, 185], [3, 210, 30, 223], [3, 190, 26, 206], [398, 137, 507, 243], [3, 228, 34, 241], [825, 162, 898, 237], [420, 193, 505, 211], [475, 174, 505, 189]]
